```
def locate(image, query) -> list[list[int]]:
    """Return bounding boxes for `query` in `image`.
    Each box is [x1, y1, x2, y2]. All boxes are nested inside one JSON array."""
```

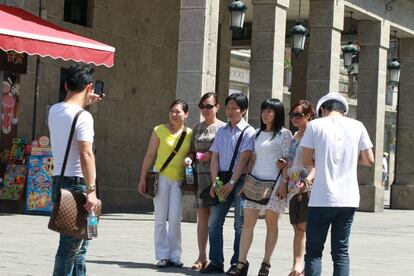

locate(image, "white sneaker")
[[157, 259, 168, 267]]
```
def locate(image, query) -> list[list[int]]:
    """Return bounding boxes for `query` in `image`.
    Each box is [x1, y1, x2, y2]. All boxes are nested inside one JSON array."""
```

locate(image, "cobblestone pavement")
[[1, 205, 414, 275]]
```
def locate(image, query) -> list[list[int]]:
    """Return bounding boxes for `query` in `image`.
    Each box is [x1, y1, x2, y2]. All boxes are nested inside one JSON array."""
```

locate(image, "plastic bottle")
[[214, 177, 226, 203], [87, 210, 98, 239], [185, 158, 194, 185]]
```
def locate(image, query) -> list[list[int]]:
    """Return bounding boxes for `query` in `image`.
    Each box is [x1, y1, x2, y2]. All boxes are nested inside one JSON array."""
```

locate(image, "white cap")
[[316, 92, 349, 117]]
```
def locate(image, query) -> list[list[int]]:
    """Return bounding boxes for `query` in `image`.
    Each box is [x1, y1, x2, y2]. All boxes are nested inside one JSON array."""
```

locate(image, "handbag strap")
[[268, 169, 283, 191], [228, 125, 249, 172], [275, 169, 282, 184], [159, 129, 187, 172], [57, 109, 84, 190]]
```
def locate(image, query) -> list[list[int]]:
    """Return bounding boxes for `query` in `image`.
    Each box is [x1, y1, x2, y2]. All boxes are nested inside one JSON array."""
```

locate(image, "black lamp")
[[343, 41, 358, 69], [342, 11, 358, 72], [388, 31, 401, 87], [351, 53, 359, 75], [228, 0, 247, 31], [291, 0, 307, 56]]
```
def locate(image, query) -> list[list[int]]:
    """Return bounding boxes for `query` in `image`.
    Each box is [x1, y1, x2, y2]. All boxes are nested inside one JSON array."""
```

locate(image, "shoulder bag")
[[48, 110, 102, 240], [144, 129, 187, 198], [199, 125, 249, 207], [240, 171, 282, 205]]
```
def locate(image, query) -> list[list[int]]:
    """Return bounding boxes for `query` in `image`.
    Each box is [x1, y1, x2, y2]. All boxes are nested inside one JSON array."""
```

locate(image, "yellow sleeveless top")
[[154, 124, 192, 181]]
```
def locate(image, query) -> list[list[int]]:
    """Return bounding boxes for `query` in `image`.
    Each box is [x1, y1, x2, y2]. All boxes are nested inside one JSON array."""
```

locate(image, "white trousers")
[[153, 175, 183, 261]]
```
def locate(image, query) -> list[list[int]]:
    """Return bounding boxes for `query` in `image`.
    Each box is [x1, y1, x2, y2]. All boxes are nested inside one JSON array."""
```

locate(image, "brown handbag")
[[143, 129, 187, 198], [48, 110, 101, 240], [144, 171, 159, 198]]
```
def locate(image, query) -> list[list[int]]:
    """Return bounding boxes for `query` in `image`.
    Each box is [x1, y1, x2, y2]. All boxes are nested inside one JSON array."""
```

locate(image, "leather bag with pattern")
[[240, 172, 281, 205]]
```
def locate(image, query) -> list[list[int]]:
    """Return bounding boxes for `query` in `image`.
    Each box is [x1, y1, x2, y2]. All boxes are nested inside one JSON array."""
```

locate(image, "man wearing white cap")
[[300, 92, 374, 276]]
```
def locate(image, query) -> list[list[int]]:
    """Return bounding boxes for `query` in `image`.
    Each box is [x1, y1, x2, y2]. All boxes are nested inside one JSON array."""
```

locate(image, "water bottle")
[[87, 210, 98, 239], [214, 177, 226, 203], [184, 158, 194, 185]]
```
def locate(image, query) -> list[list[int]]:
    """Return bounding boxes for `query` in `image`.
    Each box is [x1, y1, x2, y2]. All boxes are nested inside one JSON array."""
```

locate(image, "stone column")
[[356, 20, 389, 212], [216, 0, 233, 121], [176, 0, 220, 222], [249, 0, 289, 128], [176, 0, 220, 127], [391, 38, 414, 209], [307, 0, 344, 104], [290, 41, 309, 108]]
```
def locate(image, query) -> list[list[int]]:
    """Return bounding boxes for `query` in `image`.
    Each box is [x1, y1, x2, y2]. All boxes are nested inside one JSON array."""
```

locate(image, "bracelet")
[[302, 179, 313, 185], [229, 179, 235, 185], [86, 184, 96, 192]]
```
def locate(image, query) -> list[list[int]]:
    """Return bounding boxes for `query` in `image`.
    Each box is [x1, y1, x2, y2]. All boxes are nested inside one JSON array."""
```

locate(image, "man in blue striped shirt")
[[200, 93, 255, 275]]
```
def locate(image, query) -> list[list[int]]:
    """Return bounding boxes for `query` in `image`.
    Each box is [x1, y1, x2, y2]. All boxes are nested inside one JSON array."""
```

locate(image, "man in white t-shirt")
[[301, 93, 374, 276], [48, 63, 102, 276]]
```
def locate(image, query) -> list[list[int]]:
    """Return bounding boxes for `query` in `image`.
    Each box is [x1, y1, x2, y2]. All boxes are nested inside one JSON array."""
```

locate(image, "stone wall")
[[16, 0, 181, 212]]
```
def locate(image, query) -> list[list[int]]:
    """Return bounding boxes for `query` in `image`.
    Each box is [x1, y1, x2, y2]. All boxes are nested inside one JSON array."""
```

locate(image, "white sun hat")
[[316, 92, 349, 117]]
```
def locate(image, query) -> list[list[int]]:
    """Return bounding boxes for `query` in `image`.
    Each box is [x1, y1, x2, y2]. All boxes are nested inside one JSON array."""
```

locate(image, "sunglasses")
[[198, 103, 216, 110], [289, 112, 305, 119]]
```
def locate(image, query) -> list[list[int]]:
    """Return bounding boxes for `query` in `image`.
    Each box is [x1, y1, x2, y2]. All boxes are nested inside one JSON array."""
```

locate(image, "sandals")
[[228, 261, 249, 276], [191, 260, 208, 271], [258, 262, 271, 276]]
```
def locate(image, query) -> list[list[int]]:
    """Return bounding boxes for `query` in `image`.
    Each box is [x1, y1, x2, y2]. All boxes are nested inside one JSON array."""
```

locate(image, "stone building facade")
[[1, 0, 414, 215], [1, 0, 182, 212]]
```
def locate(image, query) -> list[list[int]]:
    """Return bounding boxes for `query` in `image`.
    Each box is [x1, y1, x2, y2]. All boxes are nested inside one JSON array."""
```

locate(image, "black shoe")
[[226, 264, 237, 275], [200, 263, 225, 274], [168, 260, 184, 267]]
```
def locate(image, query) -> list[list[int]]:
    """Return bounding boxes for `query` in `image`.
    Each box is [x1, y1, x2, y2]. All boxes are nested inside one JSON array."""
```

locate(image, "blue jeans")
[[51, 178, 89, 276], [305, 207, 356, 276], [208, 177, 244, 268]]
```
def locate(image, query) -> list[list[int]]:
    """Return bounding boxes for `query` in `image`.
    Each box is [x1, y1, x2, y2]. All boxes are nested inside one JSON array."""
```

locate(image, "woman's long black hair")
[[257, 98, 285, 140]]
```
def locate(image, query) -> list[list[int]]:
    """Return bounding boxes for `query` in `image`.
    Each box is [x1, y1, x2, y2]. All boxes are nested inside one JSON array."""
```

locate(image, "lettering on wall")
[[230, 67, 250, 84], [0, 50, 28, 74]]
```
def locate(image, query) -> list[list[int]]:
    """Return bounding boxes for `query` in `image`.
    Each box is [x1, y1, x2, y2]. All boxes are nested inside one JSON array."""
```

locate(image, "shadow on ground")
[[99, 213, 154, 222], [87, 260, 223, 275]]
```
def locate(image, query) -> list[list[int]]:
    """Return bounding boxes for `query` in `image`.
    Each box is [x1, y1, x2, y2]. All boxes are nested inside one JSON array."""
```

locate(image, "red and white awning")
[[0, 5, 115, 67]]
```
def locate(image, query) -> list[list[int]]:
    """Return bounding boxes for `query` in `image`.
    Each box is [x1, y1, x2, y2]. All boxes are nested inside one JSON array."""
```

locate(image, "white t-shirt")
[[382, 157, 388, 174], [251, 128, 292, 180], [48, 102, 94, 177], [301, 116, 373, 207]]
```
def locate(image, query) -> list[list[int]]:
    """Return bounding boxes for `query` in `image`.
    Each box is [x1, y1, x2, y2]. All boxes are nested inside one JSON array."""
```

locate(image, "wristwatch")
[[229, 179, 235, 185]]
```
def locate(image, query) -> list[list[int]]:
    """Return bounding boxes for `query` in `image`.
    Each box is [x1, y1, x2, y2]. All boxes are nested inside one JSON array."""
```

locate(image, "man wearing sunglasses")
[[301, 92, 374, 276]]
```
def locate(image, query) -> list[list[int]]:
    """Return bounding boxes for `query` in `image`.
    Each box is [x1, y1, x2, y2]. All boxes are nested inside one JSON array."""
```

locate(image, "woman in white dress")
[[232, 98, 292, 276]]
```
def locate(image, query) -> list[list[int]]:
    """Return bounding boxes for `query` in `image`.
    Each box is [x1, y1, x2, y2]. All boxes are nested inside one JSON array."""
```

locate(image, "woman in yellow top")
[[138, 99, 192, 268]]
